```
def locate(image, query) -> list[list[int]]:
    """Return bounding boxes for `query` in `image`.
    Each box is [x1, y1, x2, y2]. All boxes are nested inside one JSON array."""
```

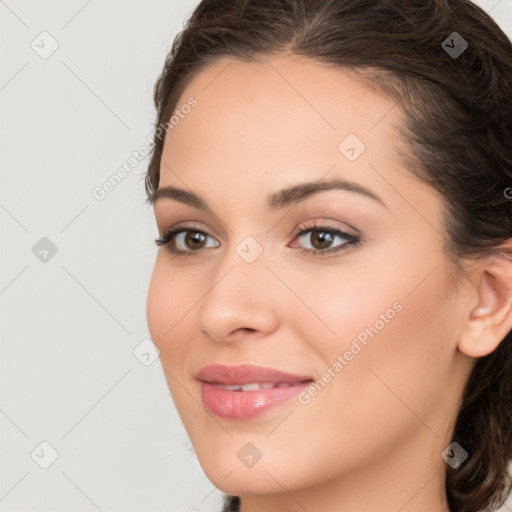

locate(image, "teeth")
[[241, 383, 267, 391], [212, 382, 297, 391]]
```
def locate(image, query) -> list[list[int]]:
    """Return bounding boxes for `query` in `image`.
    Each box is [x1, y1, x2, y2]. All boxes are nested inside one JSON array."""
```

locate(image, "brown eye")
[[292, 225, 359, 256], [183, 231, 208, 250], [308, 230, 335, 250], [154, 227, 220, 257]]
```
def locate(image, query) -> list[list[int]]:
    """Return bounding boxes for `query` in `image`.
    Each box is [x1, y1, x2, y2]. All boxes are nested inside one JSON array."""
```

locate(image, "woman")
[[144, 1, 512, 511]]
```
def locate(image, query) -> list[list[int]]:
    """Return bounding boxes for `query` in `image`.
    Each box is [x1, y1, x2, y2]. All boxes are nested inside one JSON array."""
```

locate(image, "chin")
[[193, 439, 309, 496]]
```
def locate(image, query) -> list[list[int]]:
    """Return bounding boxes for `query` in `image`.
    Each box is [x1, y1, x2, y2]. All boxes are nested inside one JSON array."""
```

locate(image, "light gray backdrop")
[[1, 1, 511, 511]]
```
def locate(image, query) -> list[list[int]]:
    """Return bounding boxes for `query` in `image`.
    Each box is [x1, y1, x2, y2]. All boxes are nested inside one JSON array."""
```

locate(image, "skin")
[[146, 54, 512, 512]]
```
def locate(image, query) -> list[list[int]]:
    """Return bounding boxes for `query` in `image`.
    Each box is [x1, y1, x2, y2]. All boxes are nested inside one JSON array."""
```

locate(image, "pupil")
[[186, 231, 206, 249], [313, 230, 332, 249]]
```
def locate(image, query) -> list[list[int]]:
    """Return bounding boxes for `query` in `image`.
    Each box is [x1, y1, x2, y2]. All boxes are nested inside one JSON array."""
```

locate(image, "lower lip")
[[200, 381, 311, 419]]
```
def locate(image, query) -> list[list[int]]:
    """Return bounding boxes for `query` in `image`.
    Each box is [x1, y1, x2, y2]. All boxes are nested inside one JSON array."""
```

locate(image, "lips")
[[196, 364, 314, 419], [196, 363, 314, 386]]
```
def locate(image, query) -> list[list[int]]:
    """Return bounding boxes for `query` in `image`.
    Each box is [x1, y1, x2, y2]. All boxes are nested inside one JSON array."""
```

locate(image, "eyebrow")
[[148, 177, 387, 211]]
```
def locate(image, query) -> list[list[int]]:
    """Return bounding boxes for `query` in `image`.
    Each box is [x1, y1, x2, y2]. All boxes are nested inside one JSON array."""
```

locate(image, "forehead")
[[171, 55, 399, 138], [161, 55, 403, 175]]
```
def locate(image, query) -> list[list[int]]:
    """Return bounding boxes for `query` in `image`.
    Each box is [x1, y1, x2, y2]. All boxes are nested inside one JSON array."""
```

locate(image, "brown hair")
[[144, 1, 512, 511]]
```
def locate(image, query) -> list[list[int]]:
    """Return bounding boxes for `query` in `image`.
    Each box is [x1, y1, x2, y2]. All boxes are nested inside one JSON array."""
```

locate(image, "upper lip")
[[196, 364, 314, 385]]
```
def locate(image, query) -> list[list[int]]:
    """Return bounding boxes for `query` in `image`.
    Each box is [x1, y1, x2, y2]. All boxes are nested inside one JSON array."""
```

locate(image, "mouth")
[[196, 363, 314, 385], [208, 381, 311, 391], [196, 364, 314, 419]]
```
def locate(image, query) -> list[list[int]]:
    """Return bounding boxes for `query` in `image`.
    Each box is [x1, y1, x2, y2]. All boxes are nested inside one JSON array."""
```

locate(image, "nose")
[[198, 251, 281, 344]]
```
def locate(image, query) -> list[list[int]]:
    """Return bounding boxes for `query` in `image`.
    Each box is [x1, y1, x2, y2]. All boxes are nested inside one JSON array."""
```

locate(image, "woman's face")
[[147, 55, 476, 508]]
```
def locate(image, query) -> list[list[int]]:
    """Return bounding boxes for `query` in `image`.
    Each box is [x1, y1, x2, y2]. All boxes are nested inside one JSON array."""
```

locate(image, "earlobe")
[[458, 242, 512, 359]]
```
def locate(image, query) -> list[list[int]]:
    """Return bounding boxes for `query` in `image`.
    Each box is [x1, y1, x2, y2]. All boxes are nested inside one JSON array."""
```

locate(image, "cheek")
[[146, 257, 195, 360], [299, 232, 456, 368], [146, 260, 169, 346], [290, 241, 458, 427], [146, 258, 201, 414], [316, 267, 456, 431]]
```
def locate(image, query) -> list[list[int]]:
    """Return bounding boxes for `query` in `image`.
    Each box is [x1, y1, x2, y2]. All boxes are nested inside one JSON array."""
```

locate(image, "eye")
[[154, 225, 219, 257], [154, 221, 361, 259], [290, 221, 361, 258]]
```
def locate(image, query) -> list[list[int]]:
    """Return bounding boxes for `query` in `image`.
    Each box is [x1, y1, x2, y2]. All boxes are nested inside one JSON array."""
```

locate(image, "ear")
[[458, 239, 512, 358]]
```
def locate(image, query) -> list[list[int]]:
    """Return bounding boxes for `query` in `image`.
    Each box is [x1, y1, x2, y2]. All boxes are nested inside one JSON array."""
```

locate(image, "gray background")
[[1, 1, 511, 511]]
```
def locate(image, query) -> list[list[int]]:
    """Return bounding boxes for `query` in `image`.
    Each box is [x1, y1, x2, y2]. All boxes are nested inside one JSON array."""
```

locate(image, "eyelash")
[[154, 221, 361, 259]]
